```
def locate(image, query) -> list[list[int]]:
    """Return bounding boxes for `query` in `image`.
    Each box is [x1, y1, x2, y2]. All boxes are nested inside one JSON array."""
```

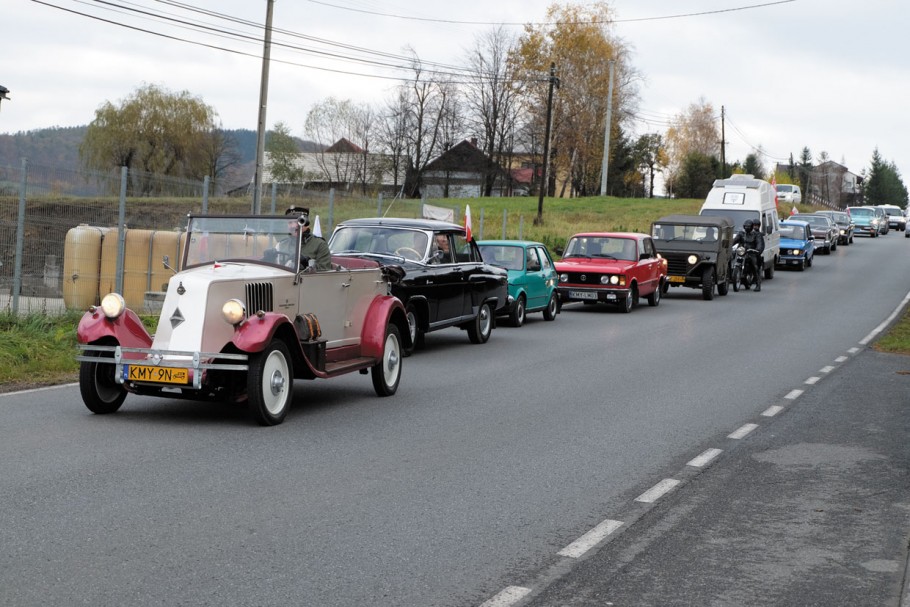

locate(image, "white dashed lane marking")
[[820, 365, 835, 373], [728, 423, 758, 439], [479, 586, 532, 607], [558, 519, 624, 558], [687, 448, 723, 468], [805, 376, 820, 385], [784, 389, 804, 400], [635, 479, 680, 503], [762, 405, 784, 417]]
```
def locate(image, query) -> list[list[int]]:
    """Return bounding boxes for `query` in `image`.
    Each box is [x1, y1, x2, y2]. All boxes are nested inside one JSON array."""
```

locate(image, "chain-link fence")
[[1, 160, 501, 315]]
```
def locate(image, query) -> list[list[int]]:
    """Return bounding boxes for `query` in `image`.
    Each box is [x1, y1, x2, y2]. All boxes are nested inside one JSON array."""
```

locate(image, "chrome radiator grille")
[[245, 282, 274, 313]]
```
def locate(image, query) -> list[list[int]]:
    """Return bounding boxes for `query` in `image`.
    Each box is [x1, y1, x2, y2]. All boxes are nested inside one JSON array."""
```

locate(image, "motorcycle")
[[731, 246, 761, 292]]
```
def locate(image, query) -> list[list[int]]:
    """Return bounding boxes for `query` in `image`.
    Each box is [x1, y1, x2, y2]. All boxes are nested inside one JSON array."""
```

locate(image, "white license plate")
[[569, 290, 598, 300]]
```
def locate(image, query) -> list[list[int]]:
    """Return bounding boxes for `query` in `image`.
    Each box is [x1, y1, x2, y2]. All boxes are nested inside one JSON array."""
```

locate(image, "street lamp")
[[0, 85, 10, 111]]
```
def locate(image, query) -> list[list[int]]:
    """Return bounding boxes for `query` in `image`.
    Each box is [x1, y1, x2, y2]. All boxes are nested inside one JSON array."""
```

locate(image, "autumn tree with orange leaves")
[[513, 2, 639, 199]]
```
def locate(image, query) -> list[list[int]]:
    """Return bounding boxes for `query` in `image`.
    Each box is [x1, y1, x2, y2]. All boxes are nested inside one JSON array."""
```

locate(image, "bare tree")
[[463, 26, 524, 196], [377, 89, 410, 194], [303, 97, 364, 188], [398, 49, 451, 198]]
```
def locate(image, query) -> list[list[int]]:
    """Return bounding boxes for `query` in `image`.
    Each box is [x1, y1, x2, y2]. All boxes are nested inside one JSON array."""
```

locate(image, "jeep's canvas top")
[[651, 215, 734, 245], [653, 215, 735, 228]]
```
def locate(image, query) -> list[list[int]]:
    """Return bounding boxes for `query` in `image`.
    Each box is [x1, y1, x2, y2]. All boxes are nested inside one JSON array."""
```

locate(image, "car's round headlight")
[[791, 249, 800, 255], [559, 273, 568, 282], [100, 293, 125, 319], [687, 254, 698, 265], [610, 275, 620, 285], [600, 275, 610, 284], [222, 299, 246, 325]]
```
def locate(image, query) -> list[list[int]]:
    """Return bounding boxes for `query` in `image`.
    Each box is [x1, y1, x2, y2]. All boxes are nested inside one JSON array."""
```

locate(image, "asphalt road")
[[2, 232, 909, 607]]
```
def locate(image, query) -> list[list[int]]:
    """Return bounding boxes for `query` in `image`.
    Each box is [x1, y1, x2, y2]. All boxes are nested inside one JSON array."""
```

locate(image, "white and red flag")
[[464, 205, 473, 242]]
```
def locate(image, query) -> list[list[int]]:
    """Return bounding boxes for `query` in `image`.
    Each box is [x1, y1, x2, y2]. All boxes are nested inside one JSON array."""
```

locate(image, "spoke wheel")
[[248, 340, 293, 426], [467, 302, 493, 344], [372, 325, 402, 396], [79, 352, 127, 414]]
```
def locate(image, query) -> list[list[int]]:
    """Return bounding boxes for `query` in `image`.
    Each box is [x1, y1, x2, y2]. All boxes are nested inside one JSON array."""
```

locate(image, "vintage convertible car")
[[554, 232, 667, 313], [476, 239, 559, 326], [328, 217, 509, 353], [77, 212, 409, 426]]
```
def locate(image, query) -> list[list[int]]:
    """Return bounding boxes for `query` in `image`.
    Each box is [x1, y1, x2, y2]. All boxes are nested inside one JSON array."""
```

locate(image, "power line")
[[303, 0, 797, 26], [32, 0, 491, 83]]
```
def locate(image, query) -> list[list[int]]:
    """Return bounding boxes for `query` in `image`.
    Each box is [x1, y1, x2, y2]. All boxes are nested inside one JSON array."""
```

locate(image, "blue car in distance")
[[777, 220, 814, 271], [477, 240, 559, 327]]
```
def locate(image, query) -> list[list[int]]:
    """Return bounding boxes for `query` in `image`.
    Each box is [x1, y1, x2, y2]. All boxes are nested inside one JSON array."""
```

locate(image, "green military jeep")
[[650, 215, 735, 301]]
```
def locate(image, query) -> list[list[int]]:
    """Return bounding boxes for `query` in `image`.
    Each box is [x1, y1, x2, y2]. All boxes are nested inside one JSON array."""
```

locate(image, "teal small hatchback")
[[477, 240, 559, 327]]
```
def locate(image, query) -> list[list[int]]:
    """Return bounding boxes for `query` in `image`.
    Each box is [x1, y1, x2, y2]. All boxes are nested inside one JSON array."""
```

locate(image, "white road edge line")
[[687, 448, 723, 468], [762, 405, 784, 417], [848, 347, 860, 354], [784, 389, 803, 400], [558, 519, 624, 558], [728, 423, 759, 440], [635, 479, 680, 503], [805, 376, 820, 385], [1, 383, 77, 398], [820, 365, 835, 374], [479, 586, 532, 607], [835, 356, 849, 363], [859, 290, 910, 345]]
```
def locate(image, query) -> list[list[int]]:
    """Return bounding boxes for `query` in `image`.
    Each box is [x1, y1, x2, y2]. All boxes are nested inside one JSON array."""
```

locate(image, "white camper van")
[[699, 174, 781, 279]]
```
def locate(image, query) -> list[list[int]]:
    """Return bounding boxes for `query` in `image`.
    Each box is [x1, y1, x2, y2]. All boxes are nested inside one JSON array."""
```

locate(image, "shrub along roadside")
[[0, 312, 158, 393]]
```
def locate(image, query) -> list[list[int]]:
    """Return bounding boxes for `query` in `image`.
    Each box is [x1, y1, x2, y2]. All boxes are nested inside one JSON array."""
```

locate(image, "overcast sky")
[[3, 0, 907, 182]]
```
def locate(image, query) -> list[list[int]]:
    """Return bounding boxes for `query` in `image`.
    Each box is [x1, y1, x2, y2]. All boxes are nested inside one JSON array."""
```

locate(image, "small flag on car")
[[464, 205, 473, 242]]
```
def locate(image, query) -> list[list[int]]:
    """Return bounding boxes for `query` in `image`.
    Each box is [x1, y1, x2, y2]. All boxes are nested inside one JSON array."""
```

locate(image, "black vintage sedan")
[[328, 217, 509, 354]]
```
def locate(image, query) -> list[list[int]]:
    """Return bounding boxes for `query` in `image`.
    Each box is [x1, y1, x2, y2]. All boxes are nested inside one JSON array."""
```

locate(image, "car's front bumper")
[[557, 285, 629, 304], [778, 253, 808, 266], [77, 344, 248, 391]]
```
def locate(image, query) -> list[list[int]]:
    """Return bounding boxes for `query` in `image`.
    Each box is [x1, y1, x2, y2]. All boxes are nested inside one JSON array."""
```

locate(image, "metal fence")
[[1, 160, 521, 316]]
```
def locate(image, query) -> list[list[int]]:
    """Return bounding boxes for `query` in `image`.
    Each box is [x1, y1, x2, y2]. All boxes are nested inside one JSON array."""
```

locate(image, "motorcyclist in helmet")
[[734, 219, 765, 292]]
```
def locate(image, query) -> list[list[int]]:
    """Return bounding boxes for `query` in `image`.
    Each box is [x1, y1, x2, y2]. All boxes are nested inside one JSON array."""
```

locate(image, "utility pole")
[[599, 60, 615, 196], [535, 63, 559, 226], [252, 0, 275, 215], [720, 105, 727, 178]]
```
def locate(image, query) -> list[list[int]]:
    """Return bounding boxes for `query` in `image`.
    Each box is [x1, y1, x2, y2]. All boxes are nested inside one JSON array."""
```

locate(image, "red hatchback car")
[[555, 232, 667, 313]]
